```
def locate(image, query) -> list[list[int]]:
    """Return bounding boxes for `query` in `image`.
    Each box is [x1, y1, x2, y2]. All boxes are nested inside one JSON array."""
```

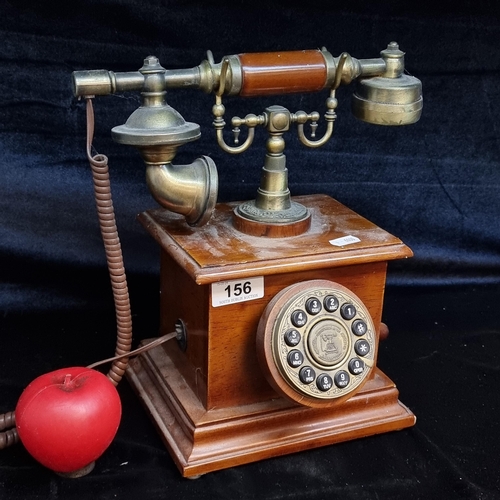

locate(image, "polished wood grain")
[[128, 355, 415, 478], [237, 50, 327, 96], [128, 194, 416, 477], [138, 194, 413, 285]]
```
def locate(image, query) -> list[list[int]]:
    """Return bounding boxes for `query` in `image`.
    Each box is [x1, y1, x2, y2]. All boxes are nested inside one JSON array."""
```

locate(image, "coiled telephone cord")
[[85, 97, 133, 387], [0, 412, 18, 449], [0, 98, 135, 449]]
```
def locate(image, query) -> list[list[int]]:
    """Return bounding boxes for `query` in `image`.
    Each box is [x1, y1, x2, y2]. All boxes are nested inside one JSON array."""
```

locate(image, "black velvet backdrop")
[[1, 1, 500, 499]]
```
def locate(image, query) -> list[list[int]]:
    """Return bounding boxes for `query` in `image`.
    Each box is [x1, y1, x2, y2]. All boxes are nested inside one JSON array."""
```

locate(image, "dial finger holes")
[[258, 279, 376, 408]]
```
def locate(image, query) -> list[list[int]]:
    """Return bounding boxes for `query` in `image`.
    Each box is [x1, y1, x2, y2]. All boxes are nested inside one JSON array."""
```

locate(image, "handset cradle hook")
[[212, 58, 261, 154]]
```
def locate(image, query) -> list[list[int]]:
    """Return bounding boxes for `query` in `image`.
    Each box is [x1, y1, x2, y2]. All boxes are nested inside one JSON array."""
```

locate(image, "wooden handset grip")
[[237, 50, 328, 97]]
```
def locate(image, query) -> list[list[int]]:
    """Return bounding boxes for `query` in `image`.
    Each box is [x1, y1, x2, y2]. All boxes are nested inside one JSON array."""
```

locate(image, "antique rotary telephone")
[[69, 42, 421, 477]]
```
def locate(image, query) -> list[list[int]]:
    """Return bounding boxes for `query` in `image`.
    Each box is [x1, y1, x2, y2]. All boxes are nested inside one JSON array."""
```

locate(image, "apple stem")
[[63, 374, 72, 387]]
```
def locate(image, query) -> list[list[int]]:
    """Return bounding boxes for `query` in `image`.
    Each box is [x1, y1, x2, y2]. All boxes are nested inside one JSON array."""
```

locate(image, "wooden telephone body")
[[127, 195, 416, 477]]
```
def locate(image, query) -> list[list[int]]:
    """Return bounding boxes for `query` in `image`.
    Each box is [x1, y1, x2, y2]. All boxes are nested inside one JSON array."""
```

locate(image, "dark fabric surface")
[[1, 1, 500, 498]]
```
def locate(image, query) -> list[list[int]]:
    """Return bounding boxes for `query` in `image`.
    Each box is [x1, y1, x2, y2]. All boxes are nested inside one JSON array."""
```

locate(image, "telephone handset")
[[257, 279, 375, 408]]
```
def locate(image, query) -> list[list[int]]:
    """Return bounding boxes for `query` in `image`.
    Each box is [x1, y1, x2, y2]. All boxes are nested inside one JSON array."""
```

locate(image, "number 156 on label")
[[212, 277, 264, 307]]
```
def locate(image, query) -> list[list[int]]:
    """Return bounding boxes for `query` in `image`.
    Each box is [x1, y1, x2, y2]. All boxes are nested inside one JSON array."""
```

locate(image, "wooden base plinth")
[[127, 344, 415, 478]]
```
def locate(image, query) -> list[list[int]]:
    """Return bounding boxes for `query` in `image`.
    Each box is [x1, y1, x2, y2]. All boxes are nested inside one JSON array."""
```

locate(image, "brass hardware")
[[144, 153, 217, 227], [351, 42, 423, 125], [110, 56, 218, 227], [351, 74, 423, 125], [72, 42, 422, 229], [236, 105, 310, 225], [71, 43, 420, 99], [220, 53, 347, 229], [260, 281, 376, 406], [111, 100, 201, 147], [212, 58, 262, 154]]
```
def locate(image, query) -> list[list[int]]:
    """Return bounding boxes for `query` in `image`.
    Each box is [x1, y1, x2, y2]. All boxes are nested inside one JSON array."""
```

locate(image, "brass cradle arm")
[[72, 42, 422, 228]]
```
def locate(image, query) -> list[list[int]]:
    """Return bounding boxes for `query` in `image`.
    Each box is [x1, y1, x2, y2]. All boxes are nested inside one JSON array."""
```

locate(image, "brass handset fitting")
[[72, 42, 422, 230], [72, 42, 408, 98], [81, 56, 218, 227]]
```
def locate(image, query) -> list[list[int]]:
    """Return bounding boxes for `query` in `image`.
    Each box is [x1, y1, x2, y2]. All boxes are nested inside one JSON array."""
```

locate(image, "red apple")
[[15, 367, 121, 475]]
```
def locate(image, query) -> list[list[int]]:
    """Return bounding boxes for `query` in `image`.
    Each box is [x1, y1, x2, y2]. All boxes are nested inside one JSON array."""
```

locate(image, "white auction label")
[[329, 235, 361, 247], [211, 276, 264, 307]]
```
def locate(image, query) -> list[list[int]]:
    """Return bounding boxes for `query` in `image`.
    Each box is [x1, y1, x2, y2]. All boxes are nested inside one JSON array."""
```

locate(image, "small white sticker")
[[329, 235, 361, 247], [212, 276, 264, 307]]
